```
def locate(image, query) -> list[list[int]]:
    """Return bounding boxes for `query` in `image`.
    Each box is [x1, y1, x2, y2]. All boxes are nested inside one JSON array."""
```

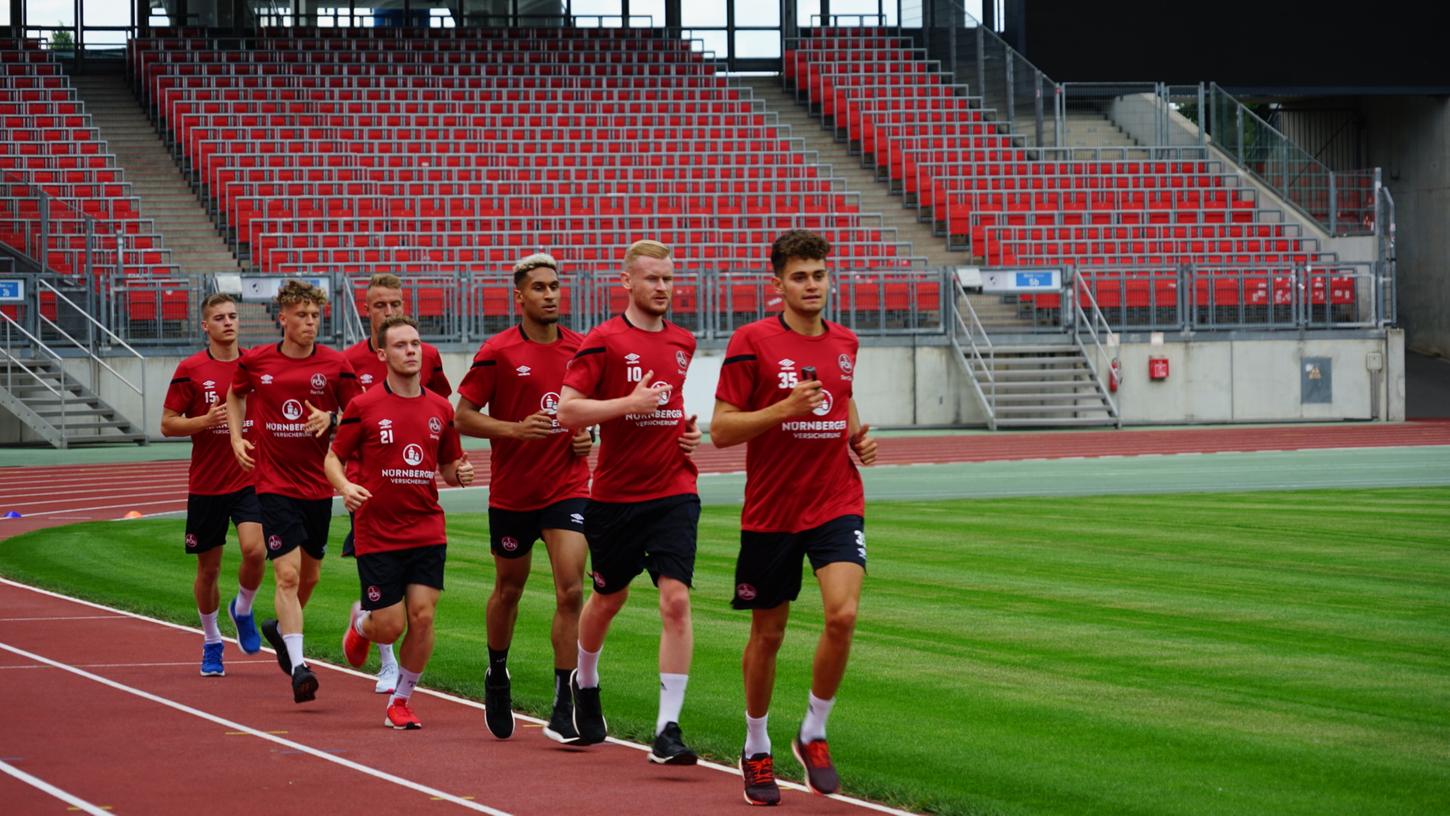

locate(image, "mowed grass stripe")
[[1, 488, 1446, 816]]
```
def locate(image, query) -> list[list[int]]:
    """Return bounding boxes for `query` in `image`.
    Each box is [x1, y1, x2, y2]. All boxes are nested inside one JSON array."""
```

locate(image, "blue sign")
[[0, 279, 23, 302], [980, 269, 1061, 294], [1015, 272, 1055, 289]]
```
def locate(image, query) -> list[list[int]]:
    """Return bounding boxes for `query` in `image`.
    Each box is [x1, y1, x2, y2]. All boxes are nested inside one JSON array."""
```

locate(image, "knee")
[[493, 580, 525, 608], [196, 563, 221, 585], [659, 592, 691, 627], [273, 566, 300, 591], [372, 615, 406, 644], [823, 604, 858, 639], [407, 606, 436, 633], [555, 580, 583, 614], [750, 624, 787, 654]]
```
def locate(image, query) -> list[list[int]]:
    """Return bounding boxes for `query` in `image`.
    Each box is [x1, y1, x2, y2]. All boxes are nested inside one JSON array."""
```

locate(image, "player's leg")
[[226, 491, 265, 655], [194, 547, 225, 676], [483, 507, 539, 739], [267, 546, 318, 702], [645, 495, 701, 765], [386, 547, 444, 730], [344, 511, 397, 692], [540, 524, 586, 743], [571, 499, 644, 745]]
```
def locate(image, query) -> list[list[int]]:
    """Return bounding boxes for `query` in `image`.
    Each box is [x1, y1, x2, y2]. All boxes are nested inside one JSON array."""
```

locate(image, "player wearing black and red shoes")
[[161, 292, 264, 678], [326, 315, 473, 730], [712, 231, 879, 803], [226, 279, 360, 703], [455, 252, 593, 743], [341, 272, 453, 693], [557, 240, 703, 764]]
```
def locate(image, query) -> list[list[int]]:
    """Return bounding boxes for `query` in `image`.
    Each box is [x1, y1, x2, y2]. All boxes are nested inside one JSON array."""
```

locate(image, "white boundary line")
[[0, 758, 114, 816], [0, 639, 511, 816], [0, 577, 920, 816]]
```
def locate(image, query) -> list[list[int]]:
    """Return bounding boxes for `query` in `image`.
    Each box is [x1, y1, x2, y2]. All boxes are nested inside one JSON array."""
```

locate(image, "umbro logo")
[[360, 373, 374, 385], [379, 418, 393, 428], [202, 379, 215, 388], [778, 359, 795, 369], [570, 513, 584, 525], [624, 353, 641, 364], [260, 374, 274, 385], [516, 365, 531, 376]]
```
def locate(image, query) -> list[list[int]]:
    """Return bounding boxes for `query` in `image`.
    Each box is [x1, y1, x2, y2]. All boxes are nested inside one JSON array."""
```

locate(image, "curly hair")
[[275, 278, 328, 309], [770, 230, 831, 275]]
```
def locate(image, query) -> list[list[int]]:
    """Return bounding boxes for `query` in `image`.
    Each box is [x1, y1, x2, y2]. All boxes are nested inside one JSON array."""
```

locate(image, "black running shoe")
[[649, 721, 698, 766], [291, 663, 319, 704], [792, 735, 840, 795], [261, 619, 291, 675], [569, 669, 607, 745], [483, 667, 514, 739], [740, 751, 781, 806], [542, 697, 581, 744]]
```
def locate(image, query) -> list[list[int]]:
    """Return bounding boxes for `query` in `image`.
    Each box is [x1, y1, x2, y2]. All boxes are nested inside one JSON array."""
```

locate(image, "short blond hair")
[[367, 272, 403, 291], [624, 239, 671, 270], [276, 279, 327, 309]]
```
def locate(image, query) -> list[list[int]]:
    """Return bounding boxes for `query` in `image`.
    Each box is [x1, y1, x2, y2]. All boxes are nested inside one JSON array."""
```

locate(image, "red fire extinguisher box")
[[1148, 357, 1170, 380]]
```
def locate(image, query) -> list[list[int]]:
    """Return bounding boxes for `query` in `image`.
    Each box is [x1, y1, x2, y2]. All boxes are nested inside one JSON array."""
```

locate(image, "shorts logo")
[[591, 571, 606, 589], [428, 416, 442, 434], [652, 381, 672, 406], [541, 392, 560, 415], [310, 373, 326, 390], [402, 443, 424, 466], [569, 512, 584, 526], [184, 532, 198, 549], [838, 354, 854, 374], [736, 583, 757, 601], [367, 585, 382, 603], [676, 350, 690, 370], [281, 399, 303, 421], [501, 536, 519, 552], [267, 534, 282, 551], [855, 530, 867, 560], [812, 388, 834, 417]]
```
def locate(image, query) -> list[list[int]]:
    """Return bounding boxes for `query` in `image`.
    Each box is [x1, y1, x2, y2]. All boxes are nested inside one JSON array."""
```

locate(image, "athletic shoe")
[[342, 602, 369, 668], [649, 721, 698, 766], [200, 642, 225, 677], [740, 751, 781, 806], [228, 597, 261, 654], [260, 618, 291, 675], [291, 663, 319, 704], [569, 669, 607, 745], [384, 698, 422, 730], [483, 667, 514, 739], [542, 696, 580, 744], [374, 661, 399, 695], [792, 735, 840, 795]]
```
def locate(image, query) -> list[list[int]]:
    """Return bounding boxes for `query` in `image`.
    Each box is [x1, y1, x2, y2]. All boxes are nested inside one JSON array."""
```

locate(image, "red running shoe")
[[384, 698, 422, 730], [342, 602, 370, 668], [740, 751, 781, 806], [792, 735, 840, 795]]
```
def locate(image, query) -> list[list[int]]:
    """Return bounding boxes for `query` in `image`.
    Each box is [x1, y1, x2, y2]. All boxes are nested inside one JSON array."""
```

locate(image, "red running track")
[[0, 578, 912, 816]]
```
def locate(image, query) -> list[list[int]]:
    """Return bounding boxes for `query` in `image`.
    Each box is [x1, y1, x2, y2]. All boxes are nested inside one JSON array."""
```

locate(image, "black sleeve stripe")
[[339, 371, 357, 379], [722, 354, 756, 366], [573, 346, 606, 359], [471, 359, 497, 368], [338, 416, 361, 426], [170, 376, 191, 384]]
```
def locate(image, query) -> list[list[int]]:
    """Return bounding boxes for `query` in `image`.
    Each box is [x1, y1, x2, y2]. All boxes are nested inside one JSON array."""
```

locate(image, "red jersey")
[[457, 324, 590, 511], [715, 316, 864, 533], [230, 342, 360, 500], [330, 382, 462, 554], [342, 337, 451, 483], [164, 348, 254, 496], [561, 315, 698, 503]]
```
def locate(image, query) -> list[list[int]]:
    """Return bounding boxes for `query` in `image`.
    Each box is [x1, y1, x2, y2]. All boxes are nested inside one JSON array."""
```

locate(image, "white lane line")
[[0, 577, 922, 815], [0, 659, 277, 670], [0, 615, 127, 621], [0, 758, 113, 816], [0, 640, 511, 816], [16, 499, 188, 518]]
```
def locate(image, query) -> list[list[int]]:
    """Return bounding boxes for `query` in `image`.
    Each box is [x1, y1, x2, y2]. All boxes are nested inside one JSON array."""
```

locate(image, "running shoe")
[[228, 597, 261, 654], [384, 698, 422, 730], [200, 641, 225, 677], [792, 735, 840, 795], [542, 696, 580, 744], [740, 751, 781, 806], [569, 669, 607, 745], [374, 660, 399, 695], [342, 602, 369, 668], [260, 618, 290, 675], [649, 721, 698, 766], [291, 663, 319, 704], [483, 667, 514, 739]]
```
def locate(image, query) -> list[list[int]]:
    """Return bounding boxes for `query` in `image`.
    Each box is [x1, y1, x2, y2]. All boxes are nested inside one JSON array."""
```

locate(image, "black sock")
[[554, 667, 572, 706], [488, 647, 508, 678]]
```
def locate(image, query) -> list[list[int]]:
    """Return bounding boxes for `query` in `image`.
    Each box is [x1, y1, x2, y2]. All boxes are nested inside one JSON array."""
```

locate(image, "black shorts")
[[184, 487, 263, 555], [731, 515, 866, 610], [357, 544, 447, 610], [584, 494, 700, 595], [488, 497, 588, 559], [259, 493, 332, 561]]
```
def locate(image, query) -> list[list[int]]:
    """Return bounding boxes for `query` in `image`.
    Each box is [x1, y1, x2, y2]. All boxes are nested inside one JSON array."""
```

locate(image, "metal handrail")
[[1070, 270, 1120, 425], [0, 311, 66, 400], [950, 284, 997, 430], [38, 279, 148, 437]]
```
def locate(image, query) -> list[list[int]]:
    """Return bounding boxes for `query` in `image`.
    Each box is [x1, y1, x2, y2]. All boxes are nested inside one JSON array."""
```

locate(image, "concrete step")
[[995, 416, 1118, 428]]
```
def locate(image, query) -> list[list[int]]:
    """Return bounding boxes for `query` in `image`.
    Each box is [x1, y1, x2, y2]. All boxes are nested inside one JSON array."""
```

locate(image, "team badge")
[[282, 399, 303, 420], [591, 571, 606, 589], [310, 373, 326, 390], [813, 388, 835, 417], [652, 381, 672, 406], [402, 444, 424, 467], [541, 392, 560, 415], [676, 350, 690, 370], [736, 584, 758, 601], [428, 416, 443, 434], [267, 534, 283, 551], [838, 354, 854, 374], [185, 532, 198, 549], [501, 536, 519, 552], [367, 585, 382, 603]]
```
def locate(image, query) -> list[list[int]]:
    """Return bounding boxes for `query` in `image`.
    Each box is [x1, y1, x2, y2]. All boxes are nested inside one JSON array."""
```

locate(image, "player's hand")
[[570, 428, 593, 457], [623, 370, 670, 414], [201, 402, 229, 429], [454, 452, 475, 487], [780, 378, 826, 418], [678, 414, 701, 456], [514, 411, 555, 440], [850, 423, 877, 466], [339, 482, 372, 512], [231, 436, 255, 471], [303, 400, 332, 438]]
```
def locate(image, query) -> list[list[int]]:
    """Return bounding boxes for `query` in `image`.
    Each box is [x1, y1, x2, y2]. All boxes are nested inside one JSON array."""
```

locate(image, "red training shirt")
[[561, 315, 698, 503], [230, 342, 360, 500], [715, 315, 864, 533], [164, 348, 254, 496], [457, 324, 590, 511], [330, 382, 462, 554], [342, 337, 451, 483]]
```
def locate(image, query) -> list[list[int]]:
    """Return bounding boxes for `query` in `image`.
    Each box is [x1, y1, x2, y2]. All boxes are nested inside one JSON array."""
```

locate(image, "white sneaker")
[[374, 661, 399, 694]]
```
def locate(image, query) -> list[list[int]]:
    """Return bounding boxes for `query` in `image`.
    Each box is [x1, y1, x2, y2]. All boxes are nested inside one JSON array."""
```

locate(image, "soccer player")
[[454, 252, 593, 742], [327, 315, 473, 730], [710, 230, 878, 804], [160, 292, 265, 677], [226, 279, 360, 703], [341, 272, 453, 695], [556, 239, 703, 764]]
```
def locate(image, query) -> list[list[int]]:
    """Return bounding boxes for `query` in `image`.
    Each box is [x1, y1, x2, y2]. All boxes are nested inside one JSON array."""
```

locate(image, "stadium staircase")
[[0, 331, 146, 447]]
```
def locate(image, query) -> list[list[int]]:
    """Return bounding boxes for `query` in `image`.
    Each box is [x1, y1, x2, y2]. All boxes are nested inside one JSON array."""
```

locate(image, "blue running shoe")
[[229, 596, 261, 654], [200, 642, 225, 677]]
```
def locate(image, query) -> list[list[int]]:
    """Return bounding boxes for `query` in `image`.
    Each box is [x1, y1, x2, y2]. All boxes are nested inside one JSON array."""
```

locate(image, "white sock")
[[744, 711, 771, 756], [199, 610, 222, 644], [800, 692, 835, 742], [234, 584, 257, 616], [353, 610, 370, 637], [656, 672, 688, 735], [392, 668, 421, 702], [282, 633, 306, 669], [378, 641, 397, 668], [576, 643, 601, 688]]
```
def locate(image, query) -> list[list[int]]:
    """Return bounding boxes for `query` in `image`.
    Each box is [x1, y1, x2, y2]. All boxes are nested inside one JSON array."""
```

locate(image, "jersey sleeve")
[[425, 345, 453, 397], [330, 404, 365, 463], [438, 415, 464, 466], [715, 329, 758, 409], [334, 358, 361, 408], [456, 343, 498, 409], [561, 331, 607, 397], [163, 360, 194, 414], [230, 352, 255, 396]]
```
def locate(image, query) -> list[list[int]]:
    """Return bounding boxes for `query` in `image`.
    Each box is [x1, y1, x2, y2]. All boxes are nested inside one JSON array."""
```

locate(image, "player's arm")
[[454, 396, 552, 441], [848, 399, 877, 466], [324, 446, 371, 511], [710, 378, 825, 448], [439, 451, 474, 487], [160, 405, 226, 437], [555, 374, 668, 428], [224, 388, 254, 470]]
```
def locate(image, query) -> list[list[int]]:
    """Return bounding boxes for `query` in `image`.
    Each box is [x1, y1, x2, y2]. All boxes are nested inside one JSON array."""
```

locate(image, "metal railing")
[[1068, 272, 1121, 425], [0, 309, 69, 438], [949, 283, 997, 430], [37, 279, 149, 437]]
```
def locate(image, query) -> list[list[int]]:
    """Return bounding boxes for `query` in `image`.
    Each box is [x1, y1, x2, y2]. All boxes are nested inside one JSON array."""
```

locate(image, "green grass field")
[[2, 488, 1448, 815]]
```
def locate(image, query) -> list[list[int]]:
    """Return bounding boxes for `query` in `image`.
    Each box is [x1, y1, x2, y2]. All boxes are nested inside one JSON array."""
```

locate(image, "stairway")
[[957, 341, 1119, 429], [70, 74, 242, 279], [0, 357, 145, 447]]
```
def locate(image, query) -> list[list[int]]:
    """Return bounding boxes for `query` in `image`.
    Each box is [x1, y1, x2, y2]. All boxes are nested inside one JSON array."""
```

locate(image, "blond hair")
[[275, 279, 328, 309], [202, 292, 237, 315], [624, 239, 671, 270], [367, 272, 403, 291]]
